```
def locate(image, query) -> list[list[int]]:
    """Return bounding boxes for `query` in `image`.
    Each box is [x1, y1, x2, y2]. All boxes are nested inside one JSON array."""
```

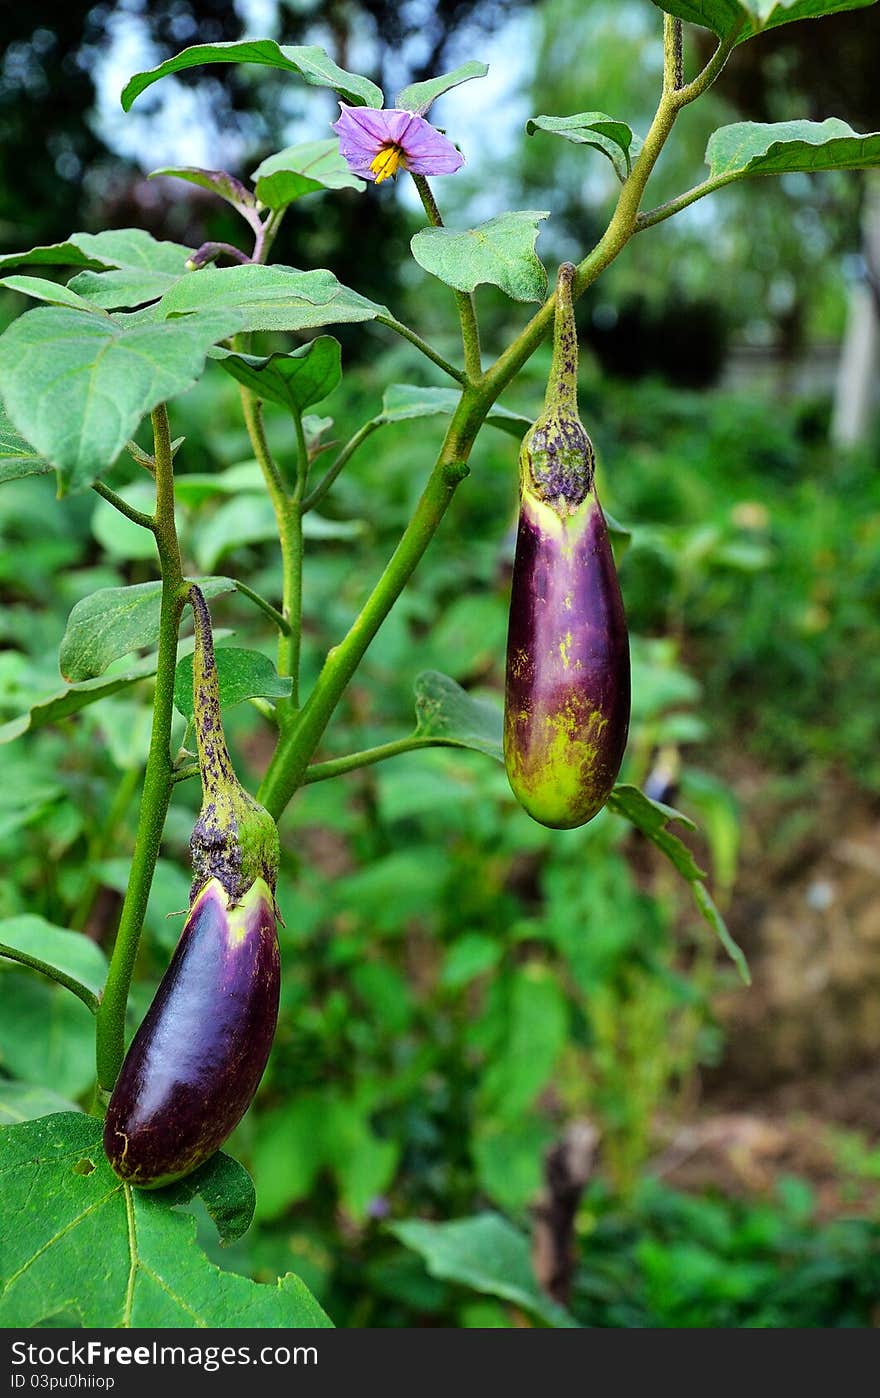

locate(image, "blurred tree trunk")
[[832, 174, 880, 447]]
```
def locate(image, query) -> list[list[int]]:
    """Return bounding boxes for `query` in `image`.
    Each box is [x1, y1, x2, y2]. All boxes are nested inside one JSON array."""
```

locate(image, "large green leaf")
[[0, 307, 241, 491], [251, 140, 365, 210], [411, 211, 549, 303], [0, 656, 159, 745], [379, 384, 531, 438], [0, 917, 108, 1011], [0, 229, 193, 276], [413, 670, 503, 761], [159, 263, 387, 333], [390, 1213, 577, 1327], [606, 784, 750, 982], [121, 40, 382, 111], [704, 118, 880, 184], [526, 112, 639, 181], [0, 404, 51, 485], [395, 61, 489, 116], [649, 0, 877, 41], [0, 1115, 331, 1326], [173, 647, 292, 720], [213, 336, 342, 413], [59, 576, 235, 683]]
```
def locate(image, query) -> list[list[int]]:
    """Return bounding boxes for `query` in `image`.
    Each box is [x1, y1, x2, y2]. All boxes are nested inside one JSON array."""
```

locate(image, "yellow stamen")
[[370, 145, 404, 183]]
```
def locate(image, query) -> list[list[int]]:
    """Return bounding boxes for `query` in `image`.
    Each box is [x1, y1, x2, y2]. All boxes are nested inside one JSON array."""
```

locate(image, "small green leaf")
[[173, 647, 293, 719], [149, 165, 257, 211], [0, 1082, 80, 1127], [251, 139, 365, 210], [414, 670, 503, 761], [395, 61, 489, 116], [390, 1213, 577, 1328], [0, 275, 103, 312], [607, 784, 750, 983], [159, 263, 386, 333], [158, 1150, 256, 1246], [213, 336, 342, 413], [380, 384, 531, 437], [527, 112, 639, 181], [0, 229, 193, 276], [0, 916, 108, 1010], [411, 211, 549, 303], [649, 0, 877, 42], [0, 307, 242, 490], [59, 576, 235, 682], [705, 118, 880, 183], [0, 1115, 332, 1327], [0, 404, 51, 485], [121, 39, 383, 111]]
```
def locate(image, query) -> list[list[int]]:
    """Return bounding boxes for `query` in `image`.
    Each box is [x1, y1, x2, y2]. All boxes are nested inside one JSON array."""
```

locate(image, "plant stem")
[[663, 16, 684, 93], [411, 173, 482, 380], [377, 314, 466, 383], [95, 405, 185, 1096], [233, 579, 291, 635], [303, 418, 381, 512], [303, 735, 461, 784], [91, 481, 155, 532], [636, 174, 738, 230]]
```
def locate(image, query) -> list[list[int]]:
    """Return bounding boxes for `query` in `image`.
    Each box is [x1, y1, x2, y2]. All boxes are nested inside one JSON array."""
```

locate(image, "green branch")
[[303, 735, 460, 784], [377, 313, 466, 384], [303, 418, 381, 513], [91, 481, 155, 532], [411, 173, 482, 380], [0, 945, 99, 1014], [95, 404, 185, 1096], [233, 579, 291, 635]]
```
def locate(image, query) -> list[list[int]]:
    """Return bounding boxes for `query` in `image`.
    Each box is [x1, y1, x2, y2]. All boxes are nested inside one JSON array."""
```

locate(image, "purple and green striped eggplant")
[[104, 585, 281, 1187], [504, 263, 630, 829], [103, 876, 279, 1188]]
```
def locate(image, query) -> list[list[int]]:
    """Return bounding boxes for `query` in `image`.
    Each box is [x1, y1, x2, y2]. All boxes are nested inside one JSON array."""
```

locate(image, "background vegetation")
[[1, 0, 879, 1327]]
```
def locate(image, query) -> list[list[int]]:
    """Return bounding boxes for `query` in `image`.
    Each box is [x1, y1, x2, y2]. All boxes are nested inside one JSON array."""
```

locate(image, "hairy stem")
[[95, 405, 185, 1096], [411, 173, 482, 380], [303, 418, 381, 512], [303, 735, 462, 784], [234, 579, 291, 635], [377, 314, 467, 383], [91, 481, 155, 532]]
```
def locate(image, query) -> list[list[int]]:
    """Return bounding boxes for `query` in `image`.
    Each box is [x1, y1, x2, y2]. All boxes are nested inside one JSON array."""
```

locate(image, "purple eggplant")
[[103, 877, 279, 1188], [504, 263, 630, 829], [104, 585, 281, 1187]]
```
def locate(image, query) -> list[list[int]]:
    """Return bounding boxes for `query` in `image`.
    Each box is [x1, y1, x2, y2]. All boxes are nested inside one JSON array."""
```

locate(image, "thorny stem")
[[411, 173, 482, 380], [95, 405, 185, 1096], [257, 17, 742, 822]]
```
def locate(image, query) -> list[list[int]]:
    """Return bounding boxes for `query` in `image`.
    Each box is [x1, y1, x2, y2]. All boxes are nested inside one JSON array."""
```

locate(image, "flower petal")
[[397, 113, 464, 176]]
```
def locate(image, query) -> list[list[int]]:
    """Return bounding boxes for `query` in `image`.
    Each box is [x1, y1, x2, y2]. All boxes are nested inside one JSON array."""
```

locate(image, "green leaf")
[[705, 118, 880, 184], [395, 61, 489, 116], [0, 275, 103, 312], [251, 139, 365, 210], [0, 1082, 80, 1127], [411, 211, 549, 303], [173, 647, 293, 719], [214, 336, 342, 413], [0, 916, 108, 1010], [380, 383, 531, 438], [160, 1150, 256, 1246], [526, 112, 639, 181], [607, 784, 750, 983], [604, 508, 633, 560], [0, 307, 241, 490], [0, 656, 158, 745], [0, 229, 193, 276], [0, 981, 95, 1098], [160, 264, 386, 333], [479, 966, 569, 1120], [390, 1213, 577, 1328], [0, 404, 51, 485], [67, 269, 187, 310], [59, 576, 235, 682], [149, 165, 257, 211], [121, 40, 383, 111], [0, 1114, 332, 1327], [413, 670, 503, 761], [649, 0, 878, 42]]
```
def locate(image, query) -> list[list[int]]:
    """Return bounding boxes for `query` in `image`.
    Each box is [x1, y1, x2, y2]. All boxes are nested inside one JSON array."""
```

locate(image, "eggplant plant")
[[0, 0, 877, 1330]]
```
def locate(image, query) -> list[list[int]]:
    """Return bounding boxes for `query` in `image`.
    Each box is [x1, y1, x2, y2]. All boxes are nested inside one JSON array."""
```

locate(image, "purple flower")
[[332, 105, 464, 184]]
